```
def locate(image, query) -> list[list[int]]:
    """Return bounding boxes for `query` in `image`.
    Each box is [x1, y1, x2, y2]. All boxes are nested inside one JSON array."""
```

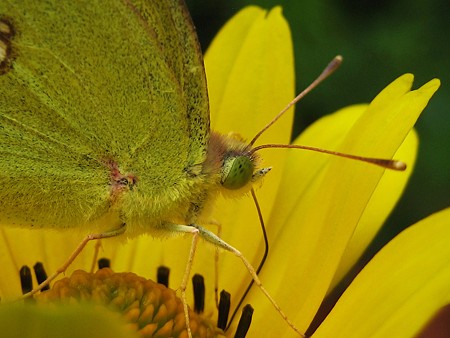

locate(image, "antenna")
[[251, 144, 407, 171], [248, 55, 406, 172], [250, 55, 343, 146]]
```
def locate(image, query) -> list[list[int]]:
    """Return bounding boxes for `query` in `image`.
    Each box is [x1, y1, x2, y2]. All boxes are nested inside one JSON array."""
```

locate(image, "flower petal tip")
[[422, 78, 441, 91]]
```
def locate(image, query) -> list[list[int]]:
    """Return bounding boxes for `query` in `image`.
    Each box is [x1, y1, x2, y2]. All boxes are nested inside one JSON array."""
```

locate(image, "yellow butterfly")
[[0, 0, 307, 336]]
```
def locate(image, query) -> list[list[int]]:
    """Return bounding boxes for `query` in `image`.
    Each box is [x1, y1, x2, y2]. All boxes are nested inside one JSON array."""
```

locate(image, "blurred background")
[[185, 0, 449, 259]]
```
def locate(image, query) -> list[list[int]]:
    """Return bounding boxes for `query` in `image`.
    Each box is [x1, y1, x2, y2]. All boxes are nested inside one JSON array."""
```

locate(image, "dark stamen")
[[98, 258, 111, 269], [157, 265, 170, 287], [19, 266, 33, 300], [192, 274, 205, 314], [33, 262, 49, 291], [217, 290, 231, 330], [234, 304, 254, 338]]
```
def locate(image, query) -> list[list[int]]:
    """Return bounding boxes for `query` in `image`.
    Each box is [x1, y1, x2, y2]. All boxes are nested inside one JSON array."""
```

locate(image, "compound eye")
[[221, 156, 254, 190]]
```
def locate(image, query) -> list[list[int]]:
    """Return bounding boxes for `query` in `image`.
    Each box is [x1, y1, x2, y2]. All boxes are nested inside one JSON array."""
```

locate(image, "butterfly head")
[[204, 131, 270, 196]]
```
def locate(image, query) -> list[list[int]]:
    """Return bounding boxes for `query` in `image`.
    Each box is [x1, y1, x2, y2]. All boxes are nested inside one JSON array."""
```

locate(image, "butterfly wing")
[[0, 0, 209, 230]]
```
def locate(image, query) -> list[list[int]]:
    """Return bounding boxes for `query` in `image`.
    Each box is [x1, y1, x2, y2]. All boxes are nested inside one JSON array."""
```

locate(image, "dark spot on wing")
[[0, 16, 17, 75]]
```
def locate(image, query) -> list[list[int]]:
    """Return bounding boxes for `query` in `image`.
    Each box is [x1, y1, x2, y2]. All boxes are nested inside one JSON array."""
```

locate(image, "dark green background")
[[185, 0, 449, 257]]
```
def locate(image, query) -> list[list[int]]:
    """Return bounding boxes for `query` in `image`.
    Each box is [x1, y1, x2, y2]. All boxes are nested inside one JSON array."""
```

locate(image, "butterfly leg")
[[21, 224, 126, 299], [194, 224, 305, 337], [162, 223, 202, 338], [205, 219, 223, 309], [89, 238, 103, 273]]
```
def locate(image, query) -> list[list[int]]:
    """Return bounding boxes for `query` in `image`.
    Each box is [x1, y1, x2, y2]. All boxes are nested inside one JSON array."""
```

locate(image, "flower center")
[[17, 259, 254, 338]]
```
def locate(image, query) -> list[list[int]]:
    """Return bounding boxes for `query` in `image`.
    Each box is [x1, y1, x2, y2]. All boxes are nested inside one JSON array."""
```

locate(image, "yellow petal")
[[249, 75, 440, 335], [268, 104, 368, 241], [313, 207, 450, 338], [206, 6, 294, 139], [330, 128, 418, 290]]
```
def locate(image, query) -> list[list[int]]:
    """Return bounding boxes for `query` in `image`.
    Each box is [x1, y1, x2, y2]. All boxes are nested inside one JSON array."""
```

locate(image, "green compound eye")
[[221, 156, 254, 190]]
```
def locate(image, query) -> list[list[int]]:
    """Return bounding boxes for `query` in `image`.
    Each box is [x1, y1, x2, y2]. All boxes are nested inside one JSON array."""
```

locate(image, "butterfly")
[[0, 0, 308, 336]]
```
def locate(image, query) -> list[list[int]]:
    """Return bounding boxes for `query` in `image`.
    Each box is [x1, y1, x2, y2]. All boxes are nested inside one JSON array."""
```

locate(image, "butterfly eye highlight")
[[221, 155, 254, 190]]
